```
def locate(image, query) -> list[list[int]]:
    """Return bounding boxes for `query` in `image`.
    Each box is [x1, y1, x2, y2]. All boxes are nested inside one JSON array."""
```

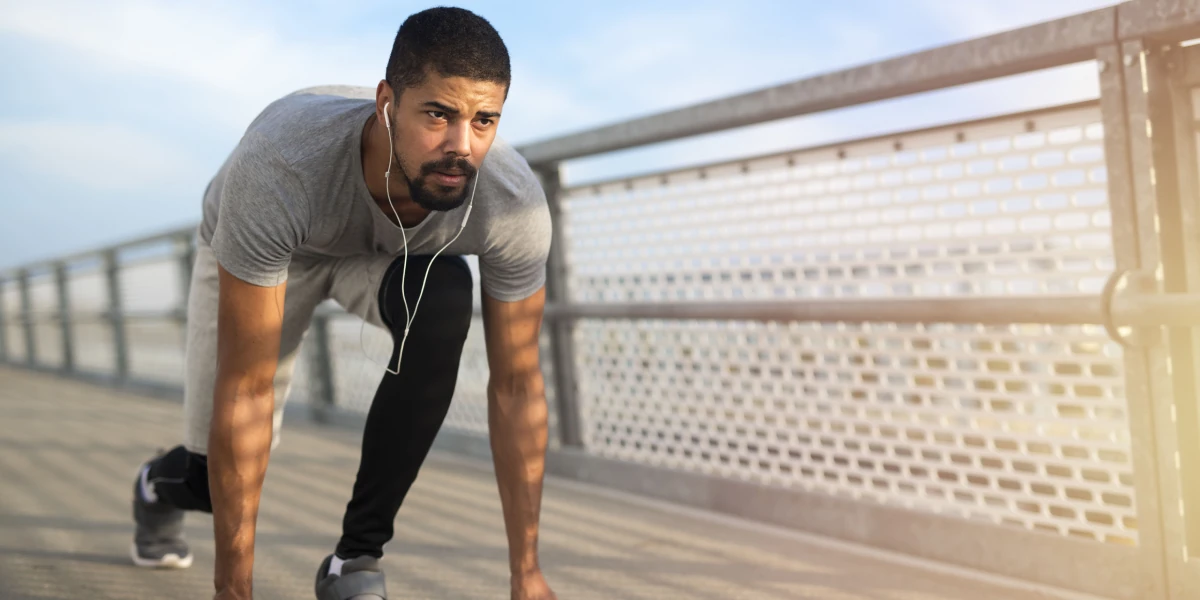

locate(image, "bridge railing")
[[7, 1, 1200, 597]]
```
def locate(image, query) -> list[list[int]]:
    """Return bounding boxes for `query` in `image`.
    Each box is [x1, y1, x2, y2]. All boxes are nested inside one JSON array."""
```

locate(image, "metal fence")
[[6, 0, 1200, 598], [0, 237, 561, 446]]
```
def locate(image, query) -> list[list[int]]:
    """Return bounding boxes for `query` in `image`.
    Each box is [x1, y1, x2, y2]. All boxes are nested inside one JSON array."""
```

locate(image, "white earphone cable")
[[359, 104, 476, 375]]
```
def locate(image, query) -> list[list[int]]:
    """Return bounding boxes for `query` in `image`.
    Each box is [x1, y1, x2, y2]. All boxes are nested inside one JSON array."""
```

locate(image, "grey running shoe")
[[130, 462, 193, 569], [314, 553, 388, 599]]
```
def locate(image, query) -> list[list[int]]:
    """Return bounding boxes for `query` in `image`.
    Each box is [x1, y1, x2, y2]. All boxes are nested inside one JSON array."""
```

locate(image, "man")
[[128, 8, 557, 600]]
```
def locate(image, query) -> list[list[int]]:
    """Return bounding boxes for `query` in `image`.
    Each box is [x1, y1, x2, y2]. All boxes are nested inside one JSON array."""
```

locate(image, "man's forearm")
[[208, 384, 275, 598], [488, 376, 549, 576]]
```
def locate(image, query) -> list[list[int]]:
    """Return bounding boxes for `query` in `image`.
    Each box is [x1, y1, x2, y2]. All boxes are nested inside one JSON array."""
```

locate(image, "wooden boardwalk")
[[0, 366, 1101, 600]]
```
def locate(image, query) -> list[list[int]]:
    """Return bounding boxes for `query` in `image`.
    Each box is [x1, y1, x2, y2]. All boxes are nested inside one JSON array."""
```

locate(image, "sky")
[[0, 0, 1120, 270]]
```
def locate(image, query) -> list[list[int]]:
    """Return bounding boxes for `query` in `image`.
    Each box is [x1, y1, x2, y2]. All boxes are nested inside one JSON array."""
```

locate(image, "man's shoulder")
[[474, 136, 552, 263], [260, 85, 375, 121], [239, 86, 374, 166], [287, 85, 376, 102], [479, 137, 544, 206]]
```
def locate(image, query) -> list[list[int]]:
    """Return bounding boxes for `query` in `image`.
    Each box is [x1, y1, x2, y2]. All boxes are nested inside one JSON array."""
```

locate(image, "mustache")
[[419, 156, 477, 179]]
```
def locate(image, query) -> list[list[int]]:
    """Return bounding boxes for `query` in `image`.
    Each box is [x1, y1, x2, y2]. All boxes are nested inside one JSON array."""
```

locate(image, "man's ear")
[[375, 79, 395, 121]]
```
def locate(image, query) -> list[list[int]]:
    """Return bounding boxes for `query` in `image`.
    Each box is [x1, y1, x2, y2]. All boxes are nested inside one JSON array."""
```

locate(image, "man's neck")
[[360, 112, 430, 229]]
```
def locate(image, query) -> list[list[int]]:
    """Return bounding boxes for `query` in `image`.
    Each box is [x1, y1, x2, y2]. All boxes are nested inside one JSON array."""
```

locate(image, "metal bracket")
[[1101, 268, 1159, 348]]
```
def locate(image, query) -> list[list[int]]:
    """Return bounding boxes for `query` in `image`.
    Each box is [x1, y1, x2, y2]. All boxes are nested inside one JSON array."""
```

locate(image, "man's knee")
[[378, 255, 473, 344]]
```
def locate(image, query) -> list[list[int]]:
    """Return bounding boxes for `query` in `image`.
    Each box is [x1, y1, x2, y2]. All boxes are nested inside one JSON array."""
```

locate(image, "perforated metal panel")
[[1, 324, 22, 363], [559, 103, 1137, 545], [574, 319, 1133, 543], [324, 314, 387, 410], [126, 321, 185, 385], [72, 321, 115, 376], [66, 268, 116, 375], [120, 261, 183, 314], [31, 322, 63, 369], [68, 269, 109, 316], [444, 315, 496, 436], [25, 273, 63, 368], [2, 279, 27, 363], [565, 105, 1111, 302], [27, 274, 57, 317]]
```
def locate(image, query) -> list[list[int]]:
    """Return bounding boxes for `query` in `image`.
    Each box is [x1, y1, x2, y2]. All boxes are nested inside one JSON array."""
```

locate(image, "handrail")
[[542, 292, 1200, 329], [13, 290, 1188, 331], [1, 225, 195, 277], [1119, 0, 1200, 41], [543, 296, 1105, 325]]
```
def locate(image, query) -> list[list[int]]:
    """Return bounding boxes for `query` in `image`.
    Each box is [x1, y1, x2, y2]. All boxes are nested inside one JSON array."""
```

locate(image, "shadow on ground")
[[0, 367, 1047, 599]]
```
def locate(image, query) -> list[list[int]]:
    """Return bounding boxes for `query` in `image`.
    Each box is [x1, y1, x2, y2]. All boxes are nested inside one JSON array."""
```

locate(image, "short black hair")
[[386, 7, 511, 96]]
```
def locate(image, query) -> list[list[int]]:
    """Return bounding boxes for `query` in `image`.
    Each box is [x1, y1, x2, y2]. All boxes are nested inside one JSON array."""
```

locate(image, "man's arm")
[[208, 263, 286, 599], [481, 286, 555, 595]]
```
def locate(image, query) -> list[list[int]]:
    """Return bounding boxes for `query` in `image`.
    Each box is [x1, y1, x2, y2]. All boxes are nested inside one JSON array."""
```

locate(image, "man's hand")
[[512, 569, 557, 600], [213, 588, 252, 600]]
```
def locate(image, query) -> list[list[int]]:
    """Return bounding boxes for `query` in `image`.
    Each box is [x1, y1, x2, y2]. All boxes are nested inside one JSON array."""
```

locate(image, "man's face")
[[385, 71, 506, 212]]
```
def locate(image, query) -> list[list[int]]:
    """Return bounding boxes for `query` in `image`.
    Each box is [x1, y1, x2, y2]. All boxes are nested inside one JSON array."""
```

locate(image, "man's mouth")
[[431, 171, 467, 186]]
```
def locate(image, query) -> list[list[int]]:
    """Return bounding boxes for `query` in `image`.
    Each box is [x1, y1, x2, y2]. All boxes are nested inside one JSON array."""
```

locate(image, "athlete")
[[127, 7, 557, 599]]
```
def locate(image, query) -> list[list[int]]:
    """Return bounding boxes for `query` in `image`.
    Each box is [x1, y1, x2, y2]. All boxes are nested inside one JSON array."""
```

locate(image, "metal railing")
[[6, 1, 1200, 597]]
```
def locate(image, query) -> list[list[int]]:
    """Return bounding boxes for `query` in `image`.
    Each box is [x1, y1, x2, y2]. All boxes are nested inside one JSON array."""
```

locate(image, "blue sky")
[[0, 0, 1117, 269]]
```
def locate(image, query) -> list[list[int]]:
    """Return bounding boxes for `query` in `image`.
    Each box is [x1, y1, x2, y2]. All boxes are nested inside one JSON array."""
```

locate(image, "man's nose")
[[442, 120, 471, 157]]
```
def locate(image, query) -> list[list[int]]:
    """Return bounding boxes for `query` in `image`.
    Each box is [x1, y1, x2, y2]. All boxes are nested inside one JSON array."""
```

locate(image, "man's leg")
[[328, 254, 474, 560], [131, 241, 330, 568]]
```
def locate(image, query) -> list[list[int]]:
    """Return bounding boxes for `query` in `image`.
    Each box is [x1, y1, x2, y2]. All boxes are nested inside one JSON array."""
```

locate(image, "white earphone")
[[361, 101, 478, 375]]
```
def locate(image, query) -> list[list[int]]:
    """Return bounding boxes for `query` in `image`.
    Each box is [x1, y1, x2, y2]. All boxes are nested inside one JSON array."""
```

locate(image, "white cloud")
[[563, 9, 730, 87], [557, 8, 833, 113], [0, 0, 385, 131], [501, 59, 599, 144], [0, 120, 205, 192], [915, 0, 1120, 41], [822, 17, 888, 62]]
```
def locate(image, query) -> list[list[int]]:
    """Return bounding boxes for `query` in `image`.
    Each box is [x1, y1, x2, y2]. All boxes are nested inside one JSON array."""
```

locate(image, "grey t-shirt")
[[199, 88, 551, 303]]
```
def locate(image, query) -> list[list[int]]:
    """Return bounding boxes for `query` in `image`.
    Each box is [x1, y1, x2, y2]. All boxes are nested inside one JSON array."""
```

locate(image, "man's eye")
[[427, 111, 446, 119], [477, 118, 494, 127]]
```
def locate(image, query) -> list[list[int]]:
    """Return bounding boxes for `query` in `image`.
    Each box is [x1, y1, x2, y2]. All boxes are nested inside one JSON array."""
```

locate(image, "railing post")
[[18, 268, 36, 367], [1118, 39, 1200, 597], [537, 165, 584, 448], [307, 313, 337, 421], [0, 276, 8, 363], [55, 262, 74, 372], [104, 249, 129, 380], [1095, 42, 1172, 597]]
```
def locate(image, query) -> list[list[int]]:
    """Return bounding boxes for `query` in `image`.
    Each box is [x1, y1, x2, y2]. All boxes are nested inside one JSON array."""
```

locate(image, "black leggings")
[[147, 254, 474, 560]]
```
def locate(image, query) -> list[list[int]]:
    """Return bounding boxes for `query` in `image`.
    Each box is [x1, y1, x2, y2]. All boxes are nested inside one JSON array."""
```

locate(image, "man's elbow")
[[487, 371, 548, 433], [213, 369, 276, 408], [487, 370, 545, 401]]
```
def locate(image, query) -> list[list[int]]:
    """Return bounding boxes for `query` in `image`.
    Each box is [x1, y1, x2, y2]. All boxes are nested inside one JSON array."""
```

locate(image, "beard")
[[393, 148, 477, 212]]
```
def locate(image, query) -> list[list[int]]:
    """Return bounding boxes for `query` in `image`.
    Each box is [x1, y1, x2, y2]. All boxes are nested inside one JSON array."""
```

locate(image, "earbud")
[[383, 102, 391, 130]]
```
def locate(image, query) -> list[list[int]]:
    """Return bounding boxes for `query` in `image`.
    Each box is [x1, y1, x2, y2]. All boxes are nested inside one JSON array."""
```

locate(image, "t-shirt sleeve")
[[479, 180, 553, 302], [208, 132, 309, 287]]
